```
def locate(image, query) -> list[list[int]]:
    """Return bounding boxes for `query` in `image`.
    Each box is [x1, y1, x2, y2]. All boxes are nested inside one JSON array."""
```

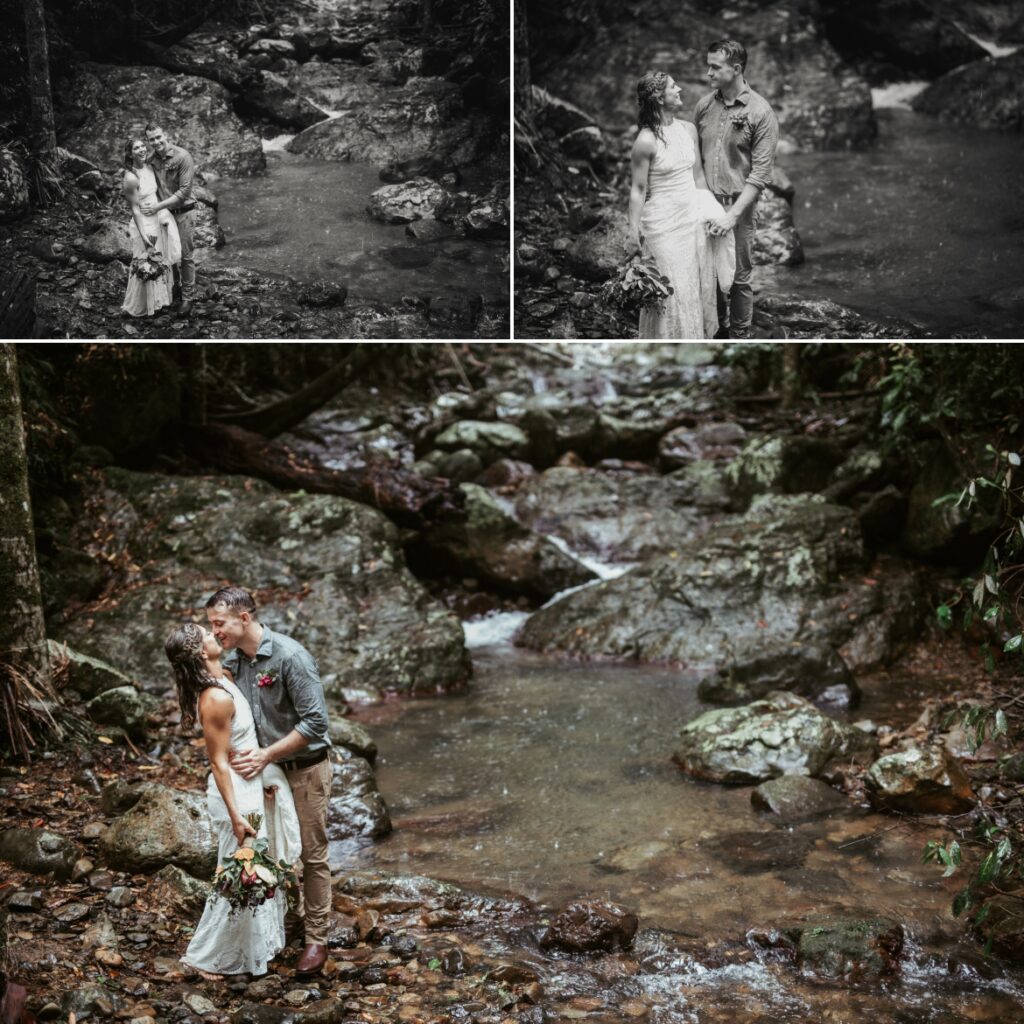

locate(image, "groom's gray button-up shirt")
[[222, 627, 331, 755]]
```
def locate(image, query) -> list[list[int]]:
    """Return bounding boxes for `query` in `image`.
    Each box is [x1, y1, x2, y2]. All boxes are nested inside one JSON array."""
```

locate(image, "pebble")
[[74, 768, 102, 793], [106, 885, 135, 908], [183, 993, 217, 1015], [73, 856, 97, 879], [95, 948, 124, 966], [9, 890, 44, 912], [37, 1004, 61, 1021], [88, 869, 115, 890], [245, 975, 283, 998], [283, 990, 311, 1006], [54, 902, 92, 924], [543, 266, 561, 282], [81, 821, 108, 840]]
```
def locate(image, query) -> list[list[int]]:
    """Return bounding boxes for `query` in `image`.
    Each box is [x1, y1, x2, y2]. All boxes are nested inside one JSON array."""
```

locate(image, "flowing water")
[[331, 640, 1024, 1021], [208, 150, 508, 306], [764, 106, 1024, 337]]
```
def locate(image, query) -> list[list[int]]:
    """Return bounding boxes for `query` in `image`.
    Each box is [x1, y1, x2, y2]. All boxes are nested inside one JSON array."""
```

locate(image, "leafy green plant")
[[600, 254, 674, 315]]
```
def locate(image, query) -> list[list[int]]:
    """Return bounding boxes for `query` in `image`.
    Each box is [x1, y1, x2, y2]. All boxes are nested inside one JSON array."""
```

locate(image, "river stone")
[[0, 146, 30, 223], [147, 864, 210, 916], [56, 469, 470, 697], [700, 828, 816, 873], [674, 692, 868, 784], [424, 483, 596, 599], [327, 754, 392, 841], [289, 77, 487, 168], [230, 998, 344, 1024], [753, 190, 804, 267], [76, 219, 130, 264], [565, 212, 632, 282], [513, 464, 727, 562], [0, 828, 80, 879], [540, 898, 638, 953], [658, 420, 747, 469], [434, 448, 485, 483], [61, 984, 122, 1021], [914, 50, 1024, 131], [698, 642, 859, 709], [434, 420, 530, 466], [792, 916, 904, 980], [518, 495, 866, 666], [101, 780, 161, 816], [751, 775, 848, 820], [865, 745, 975, 814], [367, 178, 448, 224], [462, 184, 510, 238], [329, 718, 377, 763], [49, 640, 134, 699], [725, 434, 845, 510], [61, 63, 265, 176], [86, 685, 157, 736], [82, 911, 119, 950], [99, 784, 217, 877]]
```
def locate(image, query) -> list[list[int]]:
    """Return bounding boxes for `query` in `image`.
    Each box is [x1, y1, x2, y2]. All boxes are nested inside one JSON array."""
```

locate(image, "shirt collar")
[[717, 82, 751, 107], [222, 625, 274, 667]]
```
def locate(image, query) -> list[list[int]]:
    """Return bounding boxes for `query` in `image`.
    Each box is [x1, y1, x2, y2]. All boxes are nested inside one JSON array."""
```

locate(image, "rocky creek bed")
[[4, 343, 1024, 1022], [0, 0, 509, 338]]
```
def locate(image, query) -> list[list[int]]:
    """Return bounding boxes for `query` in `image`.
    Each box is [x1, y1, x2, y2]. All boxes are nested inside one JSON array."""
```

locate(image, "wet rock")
[[0, 827, 80, 879], [327, 754, 392, 841], [423, 482, 596, 599], [55, 901, 92, 923], [235, 71, 325, 129], [61, 63, 265, 177], [751, 775, 848, 820], [99, 783, 217, 877], [405, 218, 458, 242], [61, 984, 121, 1020], [903, 439, 1001, 560], [296, 281, 347, 308], [658, 420, 747, 469], [725, 434, 845, 510], [753, 191, 804, 267], [86, 685, 157, 736], [368, 178, 449, 224], [106, 885, 135, 907], [76, 220, 130, 264], [791, 916, 903, 980], [230, 998, 343, 1024], [701, 828, 815, 873], [183, 993, 217, 1015], [8, 890, 44, 912], [82, 911, 118, 950], [532, 85, 606, 165], [100, 780, 161, 816], [0, 146, 30, 224], [540, 898, 638, 953], [289, 77, 487, 168], [149, 864, 209, 916], [328, 718, 377, 763], [832, 572, 925, 673], [427, 294, 484, 333], [463, 184, 510, 238], [57, 470, 470, 697], [518, 495, 867, 666], [565, 212, 632, 282], [756, 294, 921, 338], [478, 458, 536, 489], [866, 745, 975, 814], [698, 643, 859, 709], [434, 421, 530, 466], [674, 692, 870, 784]]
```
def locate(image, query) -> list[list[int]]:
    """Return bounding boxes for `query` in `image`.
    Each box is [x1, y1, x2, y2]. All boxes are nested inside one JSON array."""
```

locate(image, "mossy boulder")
[[86, 685, 159, 737], [866, 745, 975, 814], [0, 828, 80, 879], [793, 916, 904, 980], [49, 641, 134, 699], [433, 420, 531, 467], [725, 435, 845, 510]]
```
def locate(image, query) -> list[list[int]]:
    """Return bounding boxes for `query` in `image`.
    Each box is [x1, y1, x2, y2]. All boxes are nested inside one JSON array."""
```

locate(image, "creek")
[[765, 101, 1024, 337], [331, 628, 1024, 1021], [208, 149, 508, 306]]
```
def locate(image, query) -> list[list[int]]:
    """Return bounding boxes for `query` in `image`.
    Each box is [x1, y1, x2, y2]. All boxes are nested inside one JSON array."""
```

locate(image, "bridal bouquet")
[[209, 812, 298, 915], [601, 254, 674, 315], [130, 249, 168, 282]]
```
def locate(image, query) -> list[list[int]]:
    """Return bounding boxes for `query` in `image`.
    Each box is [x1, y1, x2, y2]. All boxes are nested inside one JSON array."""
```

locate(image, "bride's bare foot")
[[197, 969, 223, 981]]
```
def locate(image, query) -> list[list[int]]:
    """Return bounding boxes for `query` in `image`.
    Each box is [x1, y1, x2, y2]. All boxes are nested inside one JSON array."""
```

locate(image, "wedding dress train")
[[181, 677, 302, 976]]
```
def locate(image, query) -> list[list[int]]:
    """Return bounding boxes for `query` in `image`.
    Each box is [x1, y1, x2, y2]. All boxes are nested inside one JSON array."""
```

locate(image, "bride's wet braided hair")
[[637, 71, 670, 144], [165, 623, 222, 731]]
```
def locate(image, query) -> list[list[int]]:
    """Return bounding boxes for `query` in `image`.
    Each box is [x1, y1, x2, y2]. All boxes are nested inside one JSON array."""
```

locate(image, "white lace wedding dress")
[[182, 678, 302, 976], [639, 119, 724, 340]]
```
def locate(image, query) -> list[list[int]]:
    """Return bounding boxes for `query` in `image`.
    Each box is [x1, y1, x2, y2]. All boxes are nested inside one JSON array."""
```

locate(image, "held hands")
[[231, 815, 258, 846], [230, 747, 271, 780], [708, 212, 737, 237]]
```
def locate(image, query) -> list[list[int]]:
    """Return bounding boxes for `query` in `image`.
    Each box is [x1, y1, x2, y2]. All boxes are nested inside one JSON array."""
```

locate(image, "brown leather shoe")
[[295, 942, 327, 976]]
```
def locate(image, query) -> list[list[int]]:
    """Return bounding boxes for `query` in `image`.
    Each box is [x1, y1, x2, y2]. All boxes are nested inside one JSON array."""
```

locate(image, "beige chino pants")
[[284, 757, 332, 944]]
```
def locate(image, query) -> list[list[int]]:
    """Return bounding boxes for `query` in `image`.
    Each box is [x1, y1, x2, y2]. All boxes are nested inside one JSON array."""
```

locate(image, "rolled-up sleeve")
[[746, 106, 779, 191], [171, 150, 195, 204], [283, 650, 329, 742]]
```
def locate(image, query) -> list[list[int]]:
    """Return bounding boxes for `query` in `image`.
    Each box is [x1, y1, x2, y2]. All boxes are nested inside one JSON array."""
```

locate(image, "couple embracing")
[[628, 39, 779, 339], [164, 587, 331, 979], [121, 124, 197, 318]]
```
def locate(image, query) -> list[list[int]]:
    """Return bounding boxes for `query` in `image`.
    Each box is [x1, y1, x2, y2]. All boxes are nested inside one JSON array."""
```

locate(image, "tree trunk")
[[421, 0, 434, 31], [23, 0, 57, 164], [194, 422, 465, 529], [781, 343, 801, 409], [0, 344, 51, 758], [210, 346, 369, 439], [514, 0, 531, 118]]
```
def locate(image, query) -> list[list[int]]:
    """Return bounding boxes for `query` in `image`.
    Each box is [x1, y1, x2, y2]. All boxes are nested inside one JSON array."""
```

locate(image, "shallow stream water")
[[208, 150, 507, 306], [332, 639, 1024, 1021], [765, 106, 1024, 337]]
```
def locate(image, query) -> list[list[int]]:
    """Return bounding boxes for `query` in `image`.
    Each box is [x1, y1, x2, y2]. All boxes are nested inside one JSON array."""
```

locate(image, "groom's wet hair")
[[206, 586, 256, 615], [707, 39, 747, 73], [145, 123, 165, 137]]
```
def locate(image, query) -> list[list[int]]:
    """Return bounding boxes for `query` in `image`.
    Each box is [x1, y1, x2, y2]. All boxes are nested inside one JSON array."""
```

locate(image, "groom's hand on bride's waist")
[[230, 746, 271, 779]]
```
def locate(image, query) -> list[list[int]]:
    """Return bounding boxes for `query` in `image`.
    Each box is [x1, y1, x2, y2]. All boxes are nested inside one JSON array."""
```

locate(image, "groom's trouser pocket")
[[286, 757, 333, 944]]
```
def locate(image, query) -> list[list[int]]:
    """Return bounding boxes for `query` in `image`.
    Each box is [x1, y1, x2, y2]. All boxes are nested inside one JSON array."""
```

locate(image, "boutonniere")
[[729, 111, 751, 130], [257, 671, 277, 688]]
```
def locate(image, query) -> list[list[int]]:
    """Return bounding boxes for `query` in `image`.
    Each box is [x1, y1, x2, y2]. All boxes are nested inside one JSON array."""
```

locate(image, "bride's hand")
[[231, 815, 258, 846]]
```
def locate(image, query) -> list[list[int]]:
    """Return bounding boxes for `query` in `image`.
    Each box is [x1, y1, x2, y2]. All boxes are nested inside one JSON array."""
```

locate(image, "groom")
[[141, 123, 197, 316], [694, 39, 779, 339], [206, 586, 333, 977]]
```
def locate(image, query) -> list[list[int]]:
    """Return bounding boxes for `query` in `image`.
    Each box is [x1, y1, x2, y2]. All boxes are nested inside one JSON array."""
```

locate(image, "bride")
[[165, 623, 301, 979], [627, 71, 732, 339], [121, 138, 181, 318]]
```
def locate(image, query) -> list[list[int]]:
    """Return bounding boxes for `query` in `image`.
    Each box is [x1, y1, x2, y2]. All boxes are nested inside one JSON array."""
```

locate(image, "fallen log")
[[193, 422, 465, 529]]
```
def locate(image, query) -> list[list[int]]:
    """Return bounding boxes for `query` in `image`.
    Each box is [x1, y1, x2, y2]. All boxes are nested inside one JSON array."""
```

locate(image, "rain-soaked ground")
[[332, 633, 1024, 1022]]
